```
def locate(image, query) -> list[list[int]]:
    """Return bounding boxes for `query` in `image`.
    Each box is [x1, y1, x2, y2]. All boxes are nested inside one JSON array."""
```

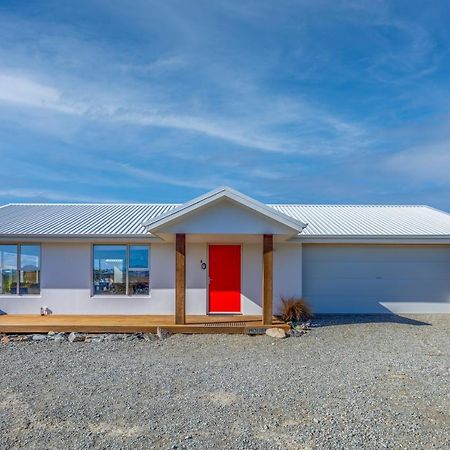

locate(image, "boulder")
[[265, 328, 287, 339]]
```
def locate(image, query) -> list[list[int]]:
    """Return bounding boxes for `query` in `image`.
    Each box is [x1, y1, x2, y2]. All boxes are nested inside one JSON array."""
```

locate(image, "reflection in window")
[[20, 245, 41, 295], [93, 245, 127, 295], [129, 246, 149, 295], [0, 245, 18, 294], [0, 244, 40, 295], [93, 245, 150, 296]]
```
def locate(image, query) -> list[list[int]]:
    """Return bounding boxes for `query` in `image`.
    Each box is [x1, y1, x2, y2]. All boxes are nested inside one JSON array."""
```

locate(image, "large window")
[[93, 245, 150, 296], [0, 244, 40, 295]]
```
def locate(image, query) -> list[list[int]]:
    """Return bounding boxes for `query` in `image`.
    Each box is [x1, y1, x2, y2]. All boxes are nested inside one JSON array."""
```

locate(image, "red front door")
[[208, 245, 241, 313]]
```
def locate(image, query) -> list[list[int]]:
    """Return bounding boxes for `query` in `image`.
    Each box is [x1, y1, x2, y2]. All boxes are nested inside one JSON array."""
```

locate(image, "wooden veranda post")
[[262, 234, 273, 325], [175, 233, 186, 325]]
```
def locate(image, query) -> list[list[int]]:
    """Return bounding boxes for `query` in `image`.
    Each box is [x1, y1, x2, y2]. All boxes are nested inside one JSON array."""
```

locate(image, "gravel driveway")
[[0, 314, 449, 450]]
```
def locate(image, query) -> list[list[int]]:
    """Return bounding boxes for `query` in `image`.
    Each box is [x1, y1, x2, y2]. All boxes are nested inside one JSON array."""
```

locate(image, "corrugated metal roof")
[[269, 205, 450, 237], [0, 204, 179, 236], [0, 202, 449, 237]]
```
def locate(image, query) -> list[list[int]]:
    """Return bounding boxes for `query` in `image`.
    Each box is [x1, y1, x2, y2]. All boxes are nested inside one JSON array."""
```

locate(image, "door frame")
[[207, 243, 243, 315]]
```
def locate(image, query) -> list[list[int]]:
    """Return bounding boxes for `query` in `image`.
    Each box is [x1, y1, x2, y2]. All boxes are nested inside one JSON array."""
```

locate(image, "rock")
[[294, 320, 311, 330], [288, 329, 306, 337], [104, 334, 122, 341], [157, 327, 172, 340], [47, 331, 56, 336], [143, 333, 157, 342], [54, 334, 66, 343], [1, 335, 10, 344], [32, 334, 46, 341], [68, 332, 84, 343], [265, 328, 287, 339]]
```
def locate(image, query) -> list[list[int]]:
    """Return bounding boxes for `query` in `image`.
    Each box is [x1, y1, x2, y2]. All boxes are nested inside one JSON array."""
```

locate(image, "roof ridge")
[[422, 204, 450, 217], [4, 203, 182, 206], [3, 203, 433, 208], [269, 204, 430, 208]]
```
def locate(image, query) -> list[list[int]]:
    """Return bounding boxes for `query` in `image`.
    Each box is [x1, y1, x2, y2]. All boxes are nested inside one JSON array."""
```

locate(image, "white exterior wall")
[[273, 243, 303, 314], [303, 244, 450, 313], [0, 243, 176, 315], [1, 241, 448, 315], [0, 240, 297, 315]]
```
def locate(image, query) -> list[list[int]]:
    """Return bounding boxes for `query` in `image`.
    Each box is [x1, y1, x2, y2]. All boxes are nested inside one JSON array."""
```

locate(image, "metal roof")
[[0, 202, 449, 238], [269, 205, 450, 237], [0, 204, 179, 236]]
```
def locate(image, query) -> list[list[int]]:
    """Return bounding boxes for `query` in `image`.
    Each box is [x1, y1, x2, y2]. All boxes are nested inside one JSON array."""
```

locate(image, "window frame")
[[91, 244, 151, 298], [0, 243, 41, 296]]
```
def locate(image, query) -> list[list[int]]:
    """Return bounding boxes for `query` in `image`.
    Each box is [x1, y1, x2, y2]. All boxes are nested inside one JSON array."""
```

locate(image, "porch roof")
[[142, 186, 307, 235]]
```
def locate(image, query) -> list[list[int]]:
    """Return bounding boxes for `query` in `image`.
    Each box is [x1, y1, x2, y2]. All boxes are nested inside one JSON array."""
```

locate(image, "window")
[[128, 245, 150, 295], [0, 244, 40, 295], [20, 245, 41, 295], [0, 245, 18, 294], [93, 245, 150, 296]]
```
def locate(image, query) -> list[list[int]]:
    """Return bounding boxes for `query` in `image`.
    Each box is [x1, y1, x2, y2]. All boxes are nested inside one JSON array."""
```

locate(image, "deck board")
[[0, 315, 289, 334]]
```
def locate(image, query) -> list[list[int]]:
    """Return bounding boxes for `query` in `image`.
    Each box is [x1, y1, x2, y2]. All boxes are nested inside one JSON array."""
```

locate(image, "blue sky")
[[0, 1, 449, 210]]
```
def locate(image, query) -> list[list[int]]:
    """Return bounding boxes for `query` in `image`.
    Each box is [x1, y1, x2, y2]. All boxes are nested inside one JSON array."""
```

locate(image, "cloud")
[[102, 161, 218, 190], [385, 143, 450, 184], [0, 1, 448, 209], [0, 188, 120, 203], [0, 70, 369, 155], [0, 72, 86, 116]]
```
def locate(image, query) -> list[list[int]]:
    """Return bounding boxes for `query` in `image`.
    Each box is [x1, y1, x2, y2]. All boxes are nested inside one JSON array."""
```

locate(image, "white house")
[[0, 186, 449, 324]]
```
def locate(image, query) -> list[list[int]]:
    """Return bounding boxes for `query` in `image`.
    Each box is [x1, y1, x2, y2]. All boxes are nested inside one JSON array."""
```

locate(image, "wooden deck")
[[0, 315, 289, 334]]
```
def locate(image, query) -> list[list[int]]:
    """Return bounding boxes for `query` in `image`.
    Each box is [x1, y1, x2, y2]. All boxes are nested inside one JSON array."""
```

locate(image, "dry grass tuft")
[[280, 297, 313, 323]]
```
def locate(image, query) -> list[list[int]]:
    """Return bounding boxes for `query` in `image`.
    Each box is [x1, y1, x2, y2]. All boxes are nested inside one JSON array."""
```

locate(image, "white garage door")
[[303, 245, 450, 313]]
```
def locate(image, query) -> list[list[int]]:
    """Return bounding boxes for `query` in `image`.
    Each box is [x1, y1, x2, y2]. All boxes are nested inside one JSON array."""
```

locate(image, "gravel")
[[0, 314, 449, 449]]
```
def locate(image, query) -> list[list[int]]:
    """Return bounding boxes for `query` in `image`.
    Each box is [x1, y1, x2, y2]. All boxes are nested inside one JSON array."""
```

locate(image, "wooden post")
[[262, 234, 273, 325], [175, 233, 186, 325]]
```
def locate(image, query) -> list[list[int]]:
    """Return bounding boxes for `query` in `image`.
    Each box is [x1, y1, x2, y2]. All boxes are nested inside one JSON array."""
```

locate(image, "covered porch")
[[144, 187, 307, 327]]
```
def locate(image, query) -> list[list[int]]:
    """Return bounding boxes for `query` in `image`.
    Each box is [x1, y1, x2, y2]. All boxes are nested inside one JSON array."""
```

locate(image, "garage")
[[302, 244, 450, 313]]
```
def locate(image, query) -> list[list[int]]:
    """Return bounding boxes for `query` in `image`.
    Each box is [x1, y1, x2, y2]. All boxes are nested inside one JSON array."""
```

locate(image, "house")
[[0, 186, 449, 328]]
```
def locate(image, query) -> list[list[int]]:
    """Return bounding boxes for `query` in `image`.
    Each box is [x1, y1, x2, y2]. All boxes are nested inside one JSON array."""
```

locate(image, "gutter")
[[289, 234, 450, 244]]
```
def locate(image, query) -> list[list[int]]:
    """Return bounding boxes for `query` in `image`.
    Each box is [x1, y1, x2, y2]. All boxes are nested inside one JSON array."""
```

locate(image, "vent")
[[203, 321, 247, 327]]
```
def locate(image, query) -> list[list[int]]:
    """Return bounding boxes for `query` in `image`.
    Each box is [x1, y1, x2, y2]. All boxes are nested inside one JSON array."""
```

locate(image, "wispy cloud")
[[0, 1, 449, 208], [102, 161, 218, 190], [0, 70, 369, 155], [385, 143, 450, 184], [0, 188, 123, 203]]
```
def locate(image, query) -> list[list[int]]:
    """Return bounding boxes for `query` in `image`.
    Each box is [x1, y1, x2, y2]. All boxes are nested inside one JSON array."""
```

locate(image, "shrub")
[[280, 297, 313, 323]]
